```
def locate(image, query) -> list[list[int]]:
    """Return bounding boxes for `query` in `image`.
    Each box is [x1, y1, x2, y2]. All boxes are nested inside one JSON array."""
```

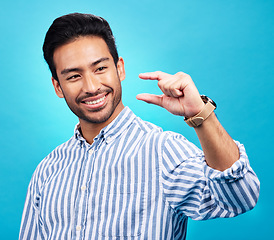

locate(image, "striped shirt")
[[19, 107, 260, 240]]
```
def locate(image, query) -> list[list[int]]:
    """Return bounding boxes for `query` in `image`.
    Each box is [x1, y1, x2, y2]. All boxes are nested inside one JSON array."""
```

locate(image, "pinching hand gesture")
[[136, 71, 205, 118]]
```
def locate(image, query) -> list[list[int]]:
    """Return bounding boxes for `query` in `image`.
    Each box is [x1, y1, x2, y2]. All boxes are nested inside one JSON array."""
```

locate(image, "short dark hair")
[[43, 13, 119, 80]]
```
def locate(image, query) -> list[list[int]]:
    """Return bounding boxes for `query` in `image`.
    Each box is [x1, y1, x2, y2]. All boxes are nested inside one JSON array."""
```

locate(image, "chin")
[[80, 107, 115, 124], [68, 95, 122, 125]]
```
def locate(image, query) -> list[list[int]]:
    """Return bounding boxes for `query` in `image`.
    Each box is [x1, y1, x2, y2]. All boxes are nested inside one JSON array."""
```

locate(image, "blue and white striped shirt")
[[19, 107, 260, 240]]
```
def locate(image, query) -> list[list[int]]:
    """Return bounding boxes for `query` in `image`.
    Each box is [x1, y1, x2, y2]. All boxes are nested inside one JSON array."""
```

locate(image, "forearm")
[[137, 71, 241, 171], [194, 112, 239, 171], [161, 133, 259, 220]]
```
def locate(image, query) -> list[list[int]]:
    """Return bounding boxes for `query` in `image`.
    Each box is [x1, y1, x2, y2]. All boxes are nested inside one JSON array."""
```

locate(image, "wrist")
[[184, 95, 216, 127]]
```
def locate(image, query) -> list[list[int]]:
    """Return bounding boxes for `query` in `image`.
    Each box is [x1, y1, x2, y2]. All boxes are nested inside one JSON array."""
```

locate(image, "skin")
[[137, 71, 239, 171], [52, 36, 125, 144], [52, 35, 239, 171]]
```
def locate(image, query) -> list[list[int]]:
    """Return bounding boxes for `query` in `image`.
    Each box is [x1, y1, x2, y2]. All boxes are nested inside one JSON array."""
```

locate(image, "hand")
[[136, 71, 205, 118]]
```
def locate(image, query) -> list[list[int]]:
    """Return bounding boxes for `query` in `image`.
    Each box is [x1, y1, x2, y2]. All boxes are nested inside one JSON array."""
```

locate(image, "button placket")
[[88, 148, 94, 155], [73, 145, 95, 239]]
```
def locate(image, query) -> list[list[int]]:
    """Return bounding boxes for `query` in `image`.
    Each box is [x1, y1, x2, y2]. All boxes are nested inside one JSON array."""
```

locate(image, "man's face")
[[52, 36, 125, 126]]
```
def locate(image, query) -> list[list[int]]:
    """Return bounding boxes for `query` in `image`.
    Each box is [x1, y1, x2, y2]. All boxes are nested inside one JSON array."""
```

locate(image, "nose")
[[82, 74, 101, 93]]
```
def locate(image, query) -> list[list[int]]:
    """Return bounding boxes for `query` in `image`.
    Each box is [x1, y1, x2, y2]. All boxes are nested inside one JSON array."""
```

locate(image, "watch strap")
[[184, 101, 216, 127]]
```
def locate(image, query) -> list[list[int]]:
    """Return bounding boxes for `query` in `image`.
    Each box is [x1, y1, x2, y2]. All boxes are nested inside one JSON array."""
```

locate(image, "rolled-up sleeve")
[[160, 133, 260, 221]]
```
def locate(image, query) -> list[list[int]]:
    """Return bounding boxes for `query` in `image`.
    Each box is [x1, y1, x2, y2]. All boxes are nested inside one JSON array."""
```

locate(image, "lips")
[[84, 95, 106, 105], [80, 92, 109, 109]]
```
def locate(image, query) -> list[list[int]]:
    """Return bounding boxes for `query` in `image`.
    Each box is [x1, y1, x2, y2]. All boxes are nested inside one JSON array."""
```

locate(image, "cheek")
[[103, 71, 121, 87], [61, 83, 81, 98]]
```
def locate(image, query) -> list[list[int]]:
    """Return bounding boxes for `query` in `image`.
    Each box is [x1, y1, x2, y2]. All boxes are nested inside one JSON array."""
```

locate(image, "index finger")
[[139, 71, 171, 81]]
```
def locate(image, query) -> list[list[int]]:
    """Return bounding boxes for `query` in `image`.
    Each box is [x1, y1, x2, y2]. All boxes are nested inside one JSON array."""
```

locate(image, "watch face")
[[201, 95, 217, 108]]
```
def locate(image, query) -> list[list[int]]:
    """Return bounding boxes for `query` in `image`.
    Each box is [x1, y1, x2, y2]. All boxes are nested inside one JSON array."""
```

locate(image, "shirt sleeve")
[[19, 172, 40, 239], [160, 132, 260, 220]]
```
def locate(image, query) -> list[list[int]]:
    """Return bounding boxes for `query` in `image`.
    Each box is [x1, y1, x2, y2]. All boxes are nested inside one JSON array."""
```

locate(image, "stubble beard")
[[63, 85, 122, 124]]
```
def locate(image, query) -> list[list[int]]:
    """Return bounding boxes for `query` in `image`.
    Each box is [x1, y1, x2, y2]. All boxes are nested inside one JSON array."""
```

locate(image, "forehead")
[[53, 36, 113, 72]]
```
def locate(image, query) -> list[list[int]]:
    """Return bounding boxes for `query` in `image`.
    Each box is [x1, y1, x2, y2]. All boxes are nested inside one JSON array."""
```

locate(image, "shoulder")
[[132, 115, 163, 133], [161, 131, 203, 160], [30, 136, 78, 188], [40, 136, 77, 166], [131, 115, 202, 158]]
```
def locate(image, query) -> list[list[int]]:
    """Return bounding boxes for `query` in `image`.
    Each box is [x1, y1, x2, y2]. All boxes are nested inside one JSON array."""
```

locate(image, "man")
[[19, 13, 260, 239]]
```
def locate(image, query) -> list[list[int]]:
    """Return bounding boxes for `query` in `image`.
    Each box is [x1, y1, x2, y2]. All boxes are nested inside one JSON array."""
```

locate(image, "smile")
[[84, 95, 106, 105]]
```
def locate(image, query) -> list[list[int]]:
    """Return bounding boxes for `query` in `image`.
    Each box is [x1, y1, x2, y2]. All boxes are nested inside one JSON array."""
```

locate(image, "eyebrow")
[[60, 57, 110, 75]]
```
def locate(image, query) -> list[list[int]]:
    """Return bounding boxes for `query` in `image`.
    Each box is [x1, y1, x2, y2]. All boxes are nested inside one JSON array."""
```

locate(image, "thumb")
[[136, 93, 163, 107]]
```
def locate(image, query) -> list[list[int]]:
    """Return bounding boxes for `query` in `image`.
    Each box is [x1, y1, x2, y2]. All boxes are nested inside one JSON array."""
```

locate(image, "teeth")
[[85, 96, 106, 105]]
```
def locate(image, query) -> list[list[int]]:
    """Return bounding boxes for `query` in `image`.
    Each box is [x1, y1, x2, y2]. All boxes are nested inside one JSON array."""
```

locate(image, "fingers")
[[139, 71, 171, 81], [136, 93, 163, 107], [157, 77, 184, 98], [137, 71, 204, 116], [139, 71, 190, 98]]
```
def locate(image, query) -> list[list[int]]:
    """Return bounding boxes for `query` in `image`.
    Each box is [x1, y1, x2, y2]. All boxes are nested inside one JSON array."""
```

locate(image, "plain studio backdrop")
[[0, 0, 272, 239]]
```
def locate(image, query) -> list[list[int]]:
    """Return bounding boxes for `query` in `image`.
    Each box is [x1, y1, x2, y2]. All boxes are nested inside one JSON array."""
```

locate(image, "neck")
[[79, 104, 124, 144]]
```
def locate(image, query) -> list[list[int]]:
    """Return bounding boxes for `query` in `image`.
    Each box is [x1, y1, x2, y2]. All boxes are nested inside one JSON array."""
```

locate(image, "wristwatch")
[[184, 95, 217, 127]]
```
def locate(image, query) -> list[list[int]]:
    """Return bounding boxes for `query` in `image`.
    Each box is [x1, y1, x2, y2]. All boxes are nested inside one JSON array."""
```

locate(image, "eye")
[[96, 66, 107, 72], [67, 74, 81, 80]]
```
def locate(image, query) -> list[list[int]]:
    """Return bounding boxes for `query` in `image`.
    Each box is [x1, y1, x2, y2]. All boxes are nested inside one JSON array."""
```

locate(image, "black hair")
[[42, 13, 119, 80]]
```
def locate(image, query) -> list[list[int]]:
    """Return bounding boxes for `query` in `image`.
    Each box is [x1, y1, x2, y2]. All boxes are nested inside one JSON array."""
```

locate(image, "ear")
[[116, 57, 126, 81], [51, 77, 64, 98]]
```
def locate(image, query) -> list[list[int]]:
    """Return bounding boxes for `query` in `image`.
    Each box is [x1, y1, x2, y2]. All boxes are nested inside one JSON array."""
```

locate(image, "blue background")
[[0, 0, 272, 239]]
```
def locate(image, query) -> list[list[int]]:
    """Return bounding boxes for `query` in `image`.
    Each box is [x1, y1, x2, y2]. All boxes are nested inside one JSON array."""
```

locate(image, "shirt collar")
[[74, 106, 136, 144]]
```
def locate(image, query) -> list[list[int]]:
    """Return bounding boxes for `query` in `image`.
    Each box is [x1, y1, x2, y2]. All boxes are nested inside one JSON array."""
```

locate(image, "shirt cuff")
[[203, 141, 250, 183]]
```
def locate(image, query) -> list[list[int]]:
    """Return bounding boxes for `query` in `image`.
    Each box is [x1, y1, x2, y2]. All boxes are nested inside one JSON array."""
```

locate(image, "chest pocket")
[[89, 182, 147, 238]]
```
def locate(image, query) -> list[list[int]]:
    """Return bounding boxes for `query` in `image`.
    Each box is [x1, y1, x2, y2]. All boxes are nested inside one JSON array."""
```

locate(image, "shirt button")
[[88, 149, 94, 155], [106, 136, 112, 142], [81, 185, 86, 191], [76, 225, 81, 231]]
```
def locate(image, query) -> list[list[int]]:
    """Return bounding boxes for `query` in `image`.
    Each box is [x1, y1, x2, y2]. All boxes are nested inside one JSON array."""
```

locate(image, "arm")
[[160, 132, 259, 220], [136, 71, 239, 171], [136, 71, 259, 218], [19, 178, 39, 239]]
